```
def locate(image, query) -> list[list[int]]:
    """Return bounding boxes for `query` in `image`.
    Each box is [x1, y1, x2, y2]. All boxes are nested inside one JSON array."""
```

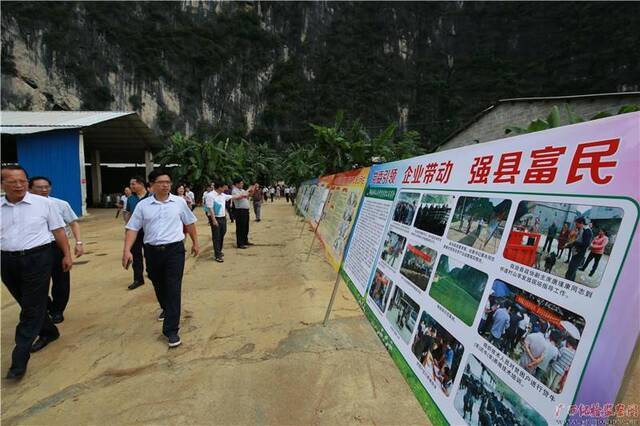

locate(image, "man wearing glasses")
[[29, 176, 84, 324], [1, 165, 72, 380], [122, 170, 199, 348]]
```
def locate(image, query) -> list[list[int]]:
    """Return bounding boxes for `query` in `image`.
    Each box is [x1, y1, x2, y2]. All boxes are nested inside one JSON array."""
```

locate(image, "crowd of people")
[[459, 369, 520, 426], [478, 293, 580, 393], [0, 163, 297, 380]]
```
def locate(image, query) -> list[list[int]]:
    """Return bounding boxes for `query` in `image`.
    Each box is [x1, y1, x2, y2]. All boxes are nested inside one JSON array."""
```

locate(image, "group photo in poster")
[[400, 244, 438, 291], [504, 201, 624, 288], [429, 255, 488, 326], [448, 197, 512, 254], [380, 230, 407, 269], [411, 312, 464, 396], [478, 279, 585, 394], [454, 355, 546, 426], [369, 268, 393, 312], [392, 191, 421, 226], [385, 286, 420, 343], [414, 193, 455, 237]]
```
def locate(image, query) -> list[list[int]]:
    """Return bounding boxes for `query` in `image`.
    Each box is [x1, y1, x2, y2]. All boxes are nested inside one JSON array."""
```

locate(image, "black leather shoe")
[[31, 334, 59, 353], [50, 312, 64, 324], [5, 368, 26, 380], [128, 281, 144, 290]]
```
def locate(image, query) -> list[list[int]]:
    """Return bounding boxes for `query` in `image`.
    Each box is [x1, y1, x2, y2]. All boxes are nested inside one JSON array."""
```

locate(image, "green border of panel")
[[339, 188, 639, 426]]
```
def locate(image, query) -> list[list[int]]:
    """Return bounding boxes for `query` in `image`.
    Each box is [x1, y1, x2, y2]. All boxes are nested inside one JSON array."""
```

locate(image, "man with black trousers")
[[123, 176, 149, 290], [122, 170, 199, 348], [29, 176, 84, 324], [205, 181, 249, 262], [1, 165, 73, 380], [231, 177, 256, 249]]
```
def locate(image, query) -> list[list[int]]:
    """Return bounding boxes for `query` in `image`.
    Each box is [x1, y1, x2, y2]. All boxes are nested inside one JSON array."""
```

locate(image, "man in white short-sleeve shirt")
[[123, 170, 199, 348], [1, 165, 72, 380], [231, 177, 255, 249], [205, 181, 247, 262], [29, 176, 84, 324]]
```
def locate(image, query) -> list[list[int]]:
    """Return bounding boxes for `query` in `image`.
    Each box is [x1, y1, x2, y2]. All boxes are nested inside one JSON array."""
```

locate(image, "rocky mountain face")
[[2, 1, 639, 150]]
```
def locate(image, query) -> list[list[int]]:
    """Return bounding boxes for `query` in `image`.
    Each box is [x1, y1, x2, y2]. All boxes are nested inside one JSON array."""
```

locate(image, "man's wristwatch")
[[76, 241, 83, 245]]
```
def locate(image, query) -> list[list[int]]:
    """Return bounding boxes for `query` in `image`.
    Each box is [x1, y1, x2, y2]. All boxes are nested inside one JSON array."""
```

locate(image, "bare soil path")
[[1, 201, 430, 425]]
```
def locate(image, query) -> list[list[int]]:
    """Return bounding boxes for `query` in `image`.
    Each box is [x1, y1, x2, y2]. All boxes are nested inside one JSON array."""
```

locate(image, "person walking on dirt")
[[252, 182, 263, 222], [29, 176, 84, 324], [123, 176, 149, 291], [122, 170, 199, 348], [1, 165, 72, 380]]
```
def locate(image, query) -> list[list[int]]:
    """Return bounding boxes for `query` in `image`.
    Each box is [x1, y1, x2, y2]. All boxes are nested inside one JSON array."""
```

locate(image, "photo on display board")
[[503, 201, 624, 289], [454, 355, 547, 426], [392, 191, 421, 226], [429, 255, 488, 326], [414, 193, 455, 237], [478, 279, 585, 394], [385, 286, 420, 344], [400, 244, 438, 291], [300, 185, 316, 214], [380, 230, 407, 270], [369, 268, 393, 313], [448, 197, 512, 254], [411, 312, 465, 396], [331, 190, 359, 255]]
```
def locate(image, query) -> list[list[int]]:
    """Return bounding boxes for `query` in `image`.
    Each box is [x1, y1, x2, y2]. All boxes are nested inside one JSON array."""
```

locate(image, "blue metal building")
[[0, 111, 162, 216]]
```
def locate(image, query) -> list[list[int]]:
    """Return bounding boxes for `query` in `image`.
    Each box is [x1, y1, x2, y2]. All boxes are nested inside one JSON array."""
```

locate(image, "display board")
[[306, 174, 334, 226], [315, 168, 370, 271], [295, 178, 317, 217], [339, 113, 640, 425]]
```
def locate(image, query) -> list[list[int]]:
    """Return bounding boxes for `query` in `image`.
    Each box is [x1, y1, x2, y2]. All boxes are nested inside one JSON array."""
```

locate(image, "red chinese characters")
[[402, 161, 454, 184], [524, 145, 567, 184], [436, 161, 453, 183], [468, 155, 493, 184], [465, 138, 619, 186], [567, 139, 619, 184], [493, 152, 522, 184]]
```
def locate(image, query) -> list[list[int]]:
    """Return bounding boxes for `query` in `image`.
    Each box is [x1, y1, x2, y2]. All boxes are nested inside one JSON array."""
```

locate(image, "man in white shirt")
[[202, 183, 213, 217], [185, 186, 195, 211], [205, 181, 247, 262], [29, 176, 84, 324], [116, 187, 130, 218], [231, 177, 256, 249], [1, 165, 73, 380], [122, 170, 199, 348], [284, 186, 291, 203], [289, 186, 296, 206]]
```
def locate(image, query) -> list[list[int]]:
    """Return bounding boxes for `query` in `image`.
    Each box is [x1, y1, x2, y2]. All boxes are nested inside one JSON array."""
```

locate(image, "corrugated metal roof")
[[0, 111, 136, 134]]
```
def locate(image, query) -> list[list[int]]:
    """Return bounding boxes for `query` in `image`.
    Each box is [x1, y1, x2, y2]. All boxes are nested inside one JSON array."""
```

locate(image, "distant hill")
[[2, 1, 638, 149]]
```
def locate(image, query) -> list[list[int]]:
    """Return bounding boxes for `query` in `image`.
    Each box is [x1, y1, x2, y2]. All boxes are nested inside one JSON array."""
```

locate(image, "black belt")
[[1, 243, 52, 257], [143, 241, 183, 251]]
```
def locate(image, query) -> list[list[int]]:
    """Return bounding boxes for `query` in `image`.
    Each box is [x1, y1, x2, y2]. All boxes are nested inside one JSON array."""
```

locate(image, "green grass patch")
[[429, 276, 480, 326]]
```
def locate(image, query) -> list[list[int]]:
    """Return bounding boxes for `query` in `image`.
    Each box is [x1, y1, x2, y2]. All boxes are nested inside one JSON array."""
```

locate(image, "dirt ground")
[[1, 201, 429, 425], [1, 201, 638, 425]]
